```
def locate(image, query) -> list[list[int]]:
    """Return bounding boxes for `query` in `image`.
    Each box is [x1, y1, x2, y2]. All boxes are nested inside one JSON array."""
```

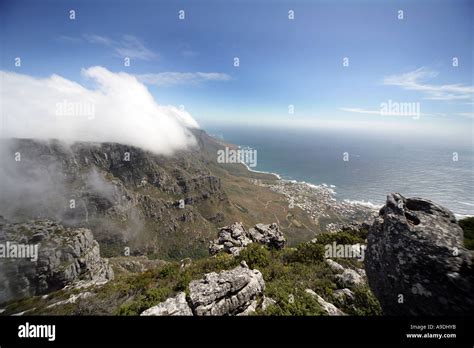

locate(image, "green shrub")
[[261, 283, 323, 316], [174, 271, 192, 292], [195, 252, 238, 274], [292, 242, 325, 263], [314, 231, 365, 246], [350, 285, 382, 316], [158, 264, 180, 279], [238, 244, 271, 269]]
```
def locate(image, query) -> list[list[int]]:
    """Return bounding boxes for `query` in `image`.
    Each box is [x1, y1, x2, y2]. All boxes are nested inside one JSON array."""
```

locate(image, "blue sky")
[[1, 0, 473, 140]]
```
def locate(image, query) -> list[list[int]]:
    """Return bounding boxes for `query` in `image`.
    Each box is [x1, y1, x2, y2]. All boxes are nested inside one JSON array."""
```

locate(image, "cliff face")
[[365, 193, 474, 315], [0, 218, 113, 303]]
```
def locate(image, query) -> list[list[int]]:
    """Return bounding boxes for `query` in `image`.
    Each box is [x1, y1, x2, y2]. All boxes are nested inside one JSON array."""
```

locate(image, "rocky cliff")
[[0, 218, 113, 303]]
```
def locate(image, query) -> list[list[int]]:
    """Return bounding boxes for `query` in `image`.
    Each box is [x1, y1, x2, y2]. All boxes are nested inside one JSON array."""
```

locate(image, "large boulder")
[[365, 193, 474, 315], [188, 261, 265, 315], [0, 219, 114, 303]]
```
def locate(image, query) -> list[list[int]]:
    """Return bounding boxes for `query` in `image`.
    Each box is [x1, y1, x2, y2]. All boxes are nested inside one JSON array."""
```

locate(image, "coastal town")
[[249, 178, 378, 232]]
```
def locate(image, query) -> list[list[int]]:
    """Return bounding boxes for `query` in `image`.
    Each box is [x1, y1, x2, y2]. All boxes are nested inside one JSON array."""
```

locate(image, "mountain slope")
[[0, 129, 371, 260]]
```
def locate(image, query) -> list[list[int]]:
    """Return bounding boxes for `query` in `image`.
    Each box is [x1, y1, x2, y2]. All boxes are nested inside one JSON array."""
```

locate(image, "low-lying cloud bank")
[[1, 66, 199, 155]]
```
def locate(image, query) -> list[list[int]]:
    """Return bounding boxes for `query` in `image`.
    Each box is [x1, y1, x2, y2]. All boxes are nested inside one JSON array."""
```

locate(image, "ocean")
[[205, 125, 474, 217]]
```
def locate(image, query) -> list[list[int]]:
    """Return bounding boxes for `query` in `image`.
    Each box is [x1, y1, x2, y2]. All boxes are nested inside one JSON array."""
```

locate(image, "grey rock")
[[180, 257, 192, 270], [335, 269, 365, 288], [140, 292, 193, 316], [365, 193, 474, 315], [248, 223, 286, 249], [326, 259, 345, 273], [236, 299, 258, 316], [188, 261, 265, 316], [209, 222, 253, 256], [305, 289, 346, 316], [261, 296, 277, 311], [333, 288, 355, 303], [0, 219, 113, 303], [355, 268, 366, 277], [209, 222, 286, 256]]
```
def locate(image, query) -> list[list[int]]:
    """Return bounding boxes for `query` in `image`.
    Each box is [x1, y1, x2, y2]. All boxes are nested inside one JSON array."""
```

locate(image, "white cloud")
[[137, 72, 231, 87], [383, 67, 474, 101], [84, 34, 157, 61], [0, 67, 199, 155]]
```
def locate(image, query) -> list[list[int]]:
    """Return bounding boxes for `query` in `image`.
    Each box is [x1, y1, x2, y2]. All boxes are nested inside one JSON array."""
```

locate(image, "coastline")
[[239, 160, 282, 180], [239, 159, 378, 209], [238, 161, 473, 221]]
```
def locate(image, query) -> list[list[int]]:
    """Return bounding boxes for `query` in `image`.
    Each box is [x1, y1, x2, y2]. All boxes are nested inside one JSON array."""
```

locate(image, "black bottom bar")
[[0, 316, 472, 346]]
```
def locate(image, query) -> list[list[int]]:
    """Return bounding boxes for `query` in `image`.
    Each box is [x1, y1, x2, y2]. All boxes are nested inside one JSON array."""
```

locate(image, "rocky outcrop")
[[0, 219, 113, 303], [209, 222, 253, 256], [142, 261, 265, 316], [365, 193, 474, 315], [248, 223, 286, 249], [188, 261, 265, 316], [209, 222, 286, 256], [140, 292, 193, 316]]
